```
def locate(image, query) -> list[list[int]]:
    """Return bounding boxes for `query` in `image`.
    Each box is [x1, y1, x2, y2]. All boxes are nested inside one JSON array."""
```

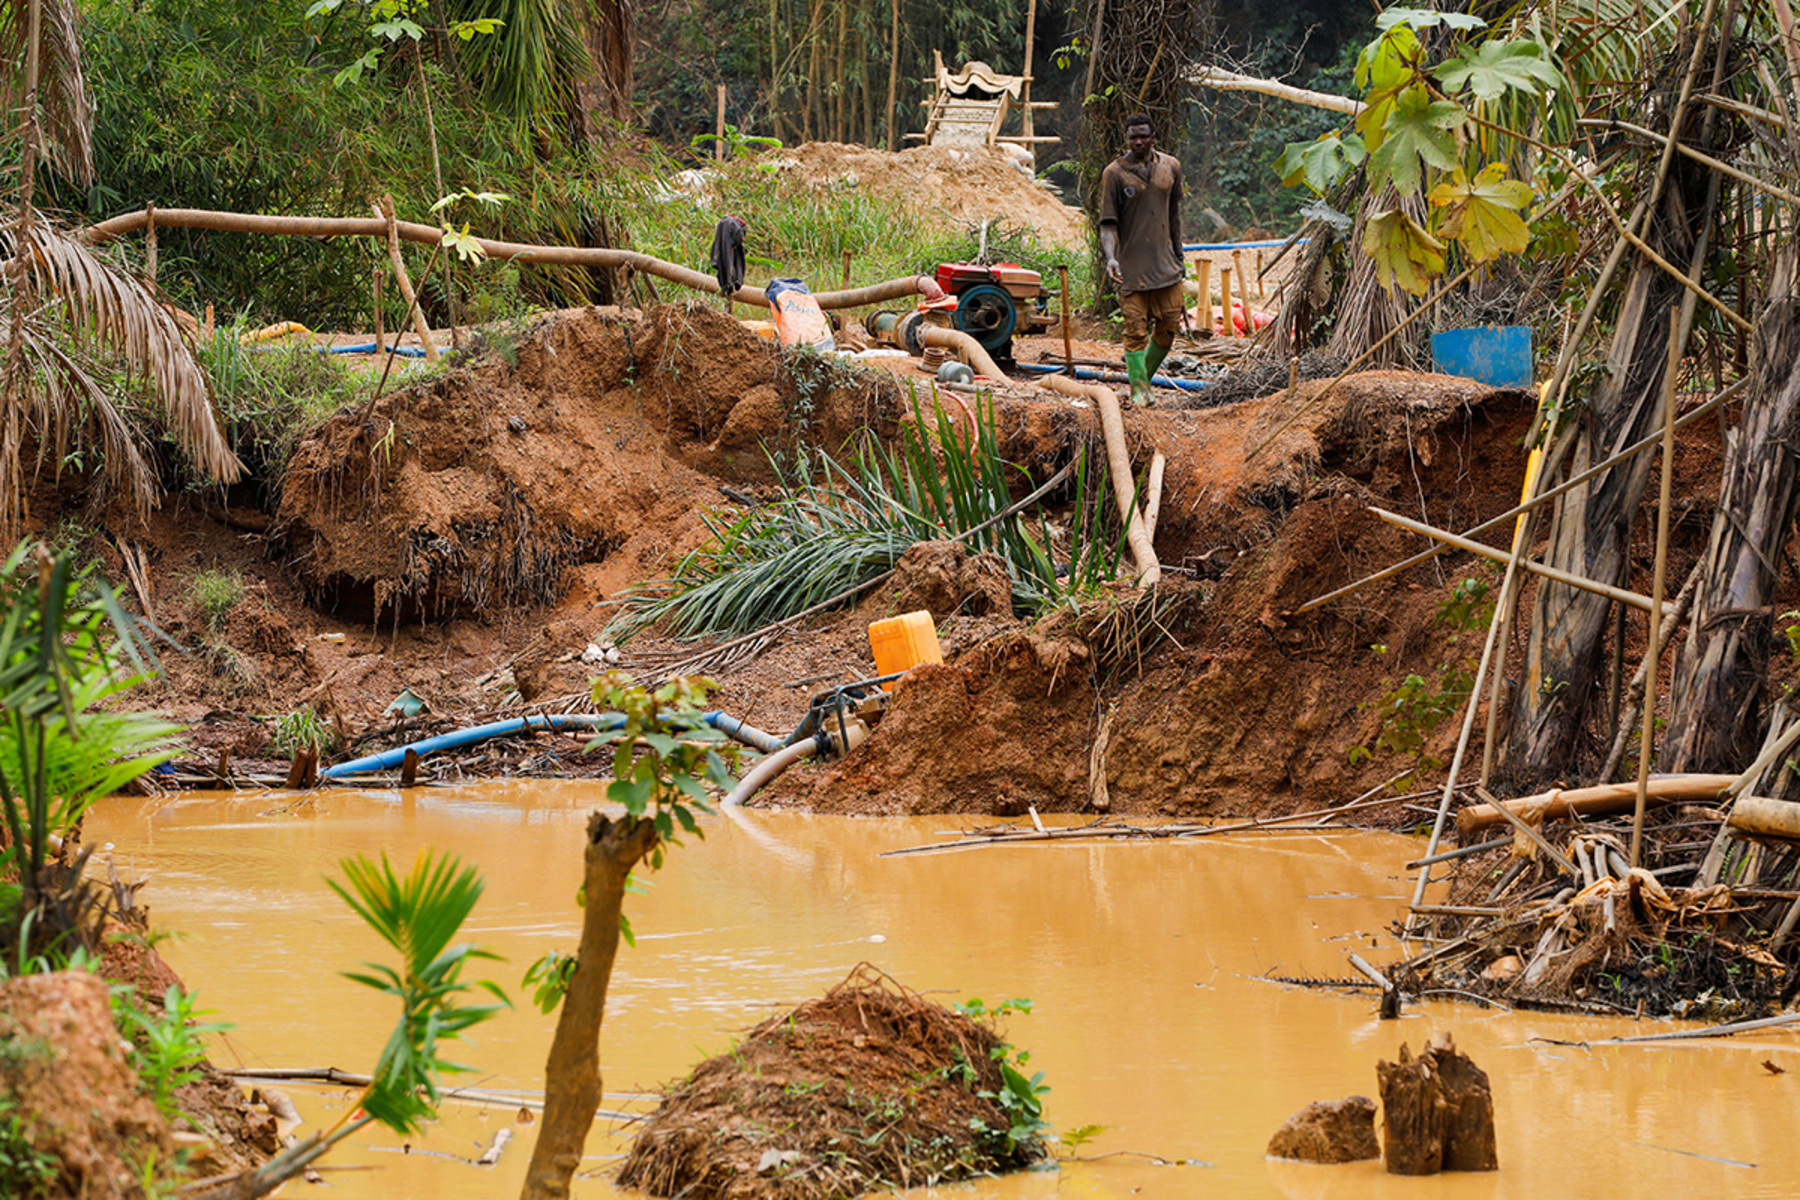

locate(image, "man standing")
[[1098, 113, 1185, 404]]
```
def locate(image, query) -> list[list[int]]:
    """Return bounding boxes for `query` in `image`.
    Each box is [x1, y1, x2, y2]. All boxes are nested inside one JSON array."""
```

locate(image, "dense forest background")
[[62, 0, 1373, 325]]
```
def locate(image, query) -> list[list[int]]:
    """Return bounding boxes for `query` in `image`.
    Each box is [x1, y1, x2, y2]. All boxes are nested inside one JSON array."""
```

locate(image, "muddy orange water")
[[88, 785, 1796, 1198]]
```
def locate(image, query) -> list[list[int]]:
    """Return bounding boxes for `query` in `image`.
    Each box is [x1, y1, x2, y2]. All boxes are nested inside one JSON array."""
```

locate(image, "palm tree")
[[0, 0, 239, 541]]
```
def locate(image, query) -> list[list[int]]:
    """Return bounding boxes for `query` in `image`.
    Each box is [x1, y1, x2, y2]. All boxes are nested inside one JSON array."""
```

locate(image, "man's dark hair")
[[1124, 112, 1153, 133]]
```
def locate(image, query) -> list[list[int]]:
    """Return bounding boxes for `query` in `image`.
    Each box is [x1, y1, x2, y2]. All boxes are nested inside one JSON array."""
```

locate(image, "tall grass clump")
[[606, 390, 1126, 642]]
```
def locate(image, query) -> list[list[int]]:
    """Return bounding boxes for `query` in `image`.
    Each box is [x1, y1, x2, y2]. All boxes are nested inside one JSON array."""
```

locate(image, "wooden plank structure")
[[906, 51, 1059, 158]]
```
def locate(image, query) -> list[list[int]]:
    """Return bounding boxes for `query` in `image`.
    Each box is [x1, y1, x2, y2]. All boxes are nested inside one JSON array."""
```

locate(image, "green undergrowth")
[[606, 391, 1127, 642], [621, 151, 1094, 311]]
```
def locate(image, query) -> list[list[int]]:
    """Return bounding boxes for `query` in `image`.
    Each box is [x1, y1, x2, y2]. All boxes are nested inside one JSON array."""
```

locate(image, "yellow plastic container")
[[868, 611, 943, 690]]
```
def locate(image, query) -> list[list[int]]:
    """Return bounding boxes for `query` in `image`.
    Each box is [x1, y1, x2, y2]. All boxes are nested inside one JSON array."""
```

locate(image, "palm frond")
[[10, 220, 240, 483], [0, 0, 93, 185]]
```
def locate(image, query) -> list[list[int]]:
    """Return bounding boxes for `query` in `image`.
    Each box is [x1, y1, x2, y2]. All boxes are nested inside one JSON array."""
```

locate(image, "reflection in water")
[[87, 783, 1791, 1198]]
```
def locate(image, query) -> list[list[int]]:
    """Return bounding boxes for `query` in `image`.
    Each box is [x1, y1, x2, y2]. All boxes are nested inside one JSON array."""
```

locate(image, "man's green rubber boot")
[[1145, 336, 1172, 379], [1124, 349, 1151, 406]]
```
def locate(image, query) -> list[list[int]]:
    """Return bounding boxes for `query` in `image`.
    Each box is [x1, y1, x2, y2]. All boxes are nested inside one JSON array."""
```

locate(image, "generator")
[[865, 262, 1057, 369]]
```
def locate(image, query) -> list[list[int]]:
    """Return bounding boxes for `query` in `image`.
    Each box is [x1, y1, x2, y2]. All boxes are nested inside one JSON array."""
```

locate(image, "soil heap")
[[617, 966, 1045, 1198], [766, 142, 1086, 248]]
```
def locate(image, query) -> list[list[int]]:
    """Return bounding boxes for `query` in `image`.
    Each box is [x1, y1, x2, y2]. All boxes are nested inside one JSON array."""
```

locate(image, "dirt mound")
[[771, 142, 1086, 248], [0, 971, 174, 1199], [277, 303, 906, 624], [617, 966, 1044, 1198]]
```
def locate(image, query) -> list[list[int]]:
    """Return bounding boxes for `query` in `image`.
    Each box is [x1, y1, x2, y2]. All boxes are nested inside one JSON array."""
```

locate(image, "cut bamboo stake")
[[1299, 380, 1742, 615], [374, 198, 437, 363], [1194, 257, 1212, 332], [1143, 452, 1166, 545], [1631, 312, 1686, 866], [1218, 265, 1234, 337], [1231, 250, 1249, 314], [1371, 508, 1670, 615]]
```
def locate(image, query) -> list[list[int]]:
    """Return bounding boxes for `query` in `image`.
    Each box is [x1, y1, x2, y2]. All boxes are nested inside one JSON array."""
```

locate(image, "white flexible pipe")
[[721, 737, 819, 807]]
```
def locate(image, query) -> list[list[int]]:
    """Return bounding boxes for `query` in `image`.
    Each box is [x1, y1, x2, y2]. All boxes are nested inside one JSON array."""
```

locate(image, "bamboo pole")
[[1477, 441, 1546, 786], [372, 266, 384, 351], [1631, 300, 1692, 868], [1218, 265, 1234, 337], [1371, 508, 1670, 615], [145, 203, 156, 294], [885, 0, 899, 149], [1298, 380, 1742, 615], [374, 198, 438, 363], [1456, 775, 1736, 835], [716, 84, 727, 160], [1194, 256, 1211, 332], [1021, 0, 1039, 167]]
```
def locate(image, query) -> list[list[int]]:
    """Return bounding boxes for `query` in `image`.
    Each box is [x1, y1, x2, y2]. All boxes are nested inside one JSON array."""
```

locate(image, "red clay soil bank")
[[769, 373, 1549, 816]]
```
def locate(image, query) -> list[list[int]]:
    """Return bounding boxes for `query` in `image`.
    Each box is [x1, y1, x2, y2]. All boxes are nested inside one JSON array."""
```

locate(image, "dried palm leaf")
[[0, 0, 92, 186], [5, 219, 239, 483]]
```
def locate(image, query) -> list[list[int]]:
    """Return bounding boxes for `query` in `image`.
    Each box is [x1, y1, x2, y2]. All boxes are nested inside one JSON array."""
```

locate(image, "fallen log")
[[1727, 795, 1800, 841], [1456, 774, 1735, 836]]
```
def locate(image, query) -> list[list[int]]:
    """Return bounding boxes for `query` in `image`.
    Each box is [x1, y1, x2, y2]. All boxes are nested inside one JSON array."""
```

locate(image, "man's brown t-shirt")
[[1098, 150, 1184, 293]]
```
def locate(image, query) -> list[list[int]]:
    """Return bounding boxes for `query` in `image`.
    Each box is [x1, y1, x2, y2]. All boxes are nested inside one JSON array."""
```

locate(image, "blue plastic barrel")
[[1431, 326, 1533, 389]]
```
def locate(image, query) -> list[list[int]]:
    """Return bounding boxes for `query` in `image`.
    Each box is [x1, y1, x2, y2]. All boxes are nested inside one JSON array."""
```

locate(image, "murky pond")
[[87, 784, 1796, 1198]]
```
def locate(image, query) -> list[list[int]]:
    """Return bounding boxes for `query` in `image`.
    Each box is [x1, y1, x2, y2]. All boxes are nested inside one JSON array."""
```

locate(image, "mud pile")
[[0, 972, 173, 1199], [617, 966, 1044, 1199], [768, 141, 1086, 247], [277, 303, 907, 624]]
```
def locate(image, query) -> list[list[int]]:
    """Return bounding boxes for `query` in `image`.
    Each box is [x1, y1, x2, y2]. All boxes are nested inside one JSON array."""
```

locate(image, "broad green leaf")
[[1355, 24, 1423, 92], [608, 774, 654, 815], [1275, 133, 1367, 195], [1366, 86, 1464, 194], [1429, 163, 1533, 261], [1435, 39, 1564, 102], [1376, 7, 1488, 32], [1363, 209, 1447, 296]]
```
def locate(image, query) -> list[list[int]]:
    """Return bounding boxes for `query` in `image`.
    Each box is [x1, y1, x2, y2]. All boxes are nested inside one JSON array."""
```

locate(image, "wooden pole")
[[1218, 265, 1234, 337], [885, 0, 900, 150], [1058, 264, 1073, 371], [1021, 0, 1040, 168], [1083, 0, 1105, 109], [1631, 309, 1683, 867], [1194, 257, 1211, 333], [374, 198, 438, 363], [715, 85, 727, 160], [1371, 507, 1669, 615], [372, 266, 385, 351], [842, 248, 852, 289]]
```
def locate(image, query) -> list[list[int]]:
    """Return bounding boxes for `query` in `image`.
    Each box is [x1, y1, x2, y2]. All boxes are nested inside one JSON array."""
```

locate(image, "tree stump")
[[1375, 1032, 1497, 1175]]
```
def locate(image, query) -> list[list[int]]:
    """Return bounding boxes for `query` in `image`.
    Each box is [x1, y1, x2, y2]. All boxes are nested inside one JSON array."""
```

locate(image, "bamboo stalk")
[[1456, 775, 1737, 835], [1631, 309, 1684, 867], [1218, 265, 1234, 338], [1194, 257, 1211, 332], [1058, 264, 1073, 371], [715, 84, 727, 161], [1371, 508, 1671, 615]]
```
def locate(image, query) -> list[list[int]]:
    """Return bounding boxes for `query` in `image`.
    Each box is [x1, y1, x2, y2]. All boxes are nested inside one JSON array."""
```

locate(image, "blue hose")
[[1018, 363, 1212, 394], [326, 342, 429, 357], [320, 709, 787, 778], [1183, 238, 1309, 252]]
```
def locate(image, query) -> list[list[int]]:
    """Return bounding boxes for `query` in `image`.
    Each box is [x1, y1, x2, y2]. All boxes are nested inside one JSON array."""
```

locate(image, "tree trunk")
[[1663, 243, 1800, 770], [1506, 112, 1719, 780], [519, 812, 658, 1200], [1376, 1033, 1496, 1176], [570, 0, 634, 140]]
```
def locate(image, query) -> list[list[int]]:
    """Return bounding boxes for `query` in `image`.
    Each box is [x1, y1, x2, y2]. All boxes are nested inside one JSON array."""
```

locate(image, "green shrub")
[[184, 569, 245, 632]]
